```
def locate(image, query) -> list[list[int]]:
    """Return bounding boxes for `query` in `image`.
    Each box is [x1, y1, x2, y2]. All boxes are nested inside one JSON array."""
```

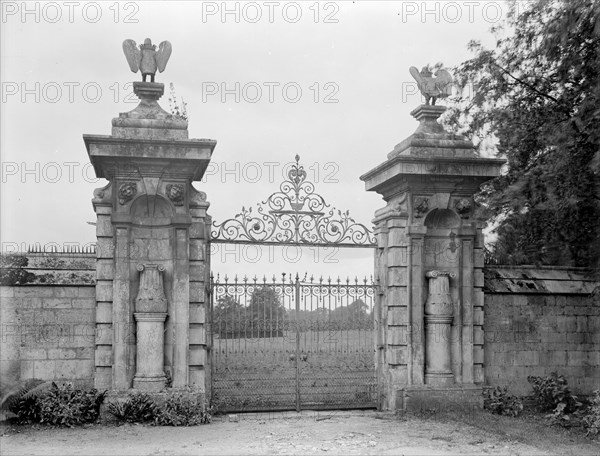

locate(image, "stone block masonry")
[[483, 266, 599, 395], [0, 285, 96, 387]]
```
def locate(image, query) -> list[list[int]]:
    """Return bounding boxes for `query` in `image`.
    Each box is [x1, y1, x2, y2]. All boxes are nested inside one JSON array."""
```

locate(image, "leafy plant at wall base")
[[1, 379, 54, 423], [483, 386, 523, 417], [38, 383, 107, 427], [582, 390, 600, 438], [527, 372, 582, 426], [8, 396, 42, 424], [107, 392, 158, 424], [155, 390, 212, 426]]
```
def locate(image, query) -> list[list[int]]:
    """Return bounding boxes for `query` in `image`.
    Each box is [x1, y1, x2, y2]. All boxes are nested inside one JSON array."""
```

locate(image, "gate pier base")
[[397, 384, 483, 414]]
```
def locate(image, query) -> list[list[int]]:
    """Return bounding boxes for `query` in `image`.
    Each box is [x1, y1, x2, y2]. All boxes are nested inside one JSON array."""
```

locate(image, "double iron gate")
[[209, 155, 378, 411], [210, 274, 376, 411]]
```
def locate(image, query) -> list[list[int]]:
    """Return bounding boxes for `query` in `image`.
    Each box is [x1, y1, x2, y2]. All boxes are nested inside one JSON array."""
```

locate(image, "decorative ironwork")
[[210, 272, 377, 412], [211, 155, 376, 247]]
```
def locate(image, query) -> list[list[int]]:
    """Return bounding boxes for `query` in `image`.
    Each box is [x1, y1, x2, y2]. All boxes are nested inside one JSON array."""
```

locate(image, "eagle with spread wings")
[[409, 66, 453, 105], [122, 38, 172, 82]]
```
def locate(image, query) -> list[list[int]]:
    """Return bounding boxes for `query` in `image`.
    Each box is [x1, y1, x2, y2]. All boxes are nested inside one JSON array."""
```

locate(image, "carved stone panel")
[[453, 198, 472, 219], [118, 182, 137, 205], [413, 196, 429, 218], [166, 183, 185, 206], [135, 264, 168, 313]]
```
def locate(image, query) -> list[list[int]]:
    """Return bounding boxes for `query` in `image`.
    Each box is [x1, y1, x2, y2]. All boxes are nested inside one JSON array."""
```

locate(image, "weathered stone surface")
[[94, 366, 112, 390], [96, 302, 112, 323], [189, 240, 205, 261], [33, 360, 56, 380], [484, 287, 599, 395], [387, 347, 407, 365], [96, 324, 113, 345], [0, 287, 14, 298], [188, 367, 205, 389], [96, 281, 113, 301], [96, 260, 115, 281], [189, 346, 206, 365], [388, 307, 408, 326], [398, 385, 483, 414], [189, 282, 206, 303], [189, 325, 205, 345], [189, 304, 205, 324], [56, 360, 93, 379]]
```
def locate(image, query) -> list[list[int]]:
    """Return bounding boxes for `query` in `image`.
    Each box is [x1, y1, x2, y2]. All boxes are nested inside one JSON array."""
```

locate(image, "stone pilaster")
[[188, 188, 210, 392], [93, 184, 115, 390], [361, 103, 503, 411]]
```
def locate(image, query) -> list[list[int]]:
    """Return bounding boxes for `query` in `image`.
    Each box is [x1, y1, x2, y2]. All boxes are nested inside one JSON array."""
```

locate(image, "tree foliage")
[[248, 286, 286, 323], [213, 294, 244, 336], [446, 0, 600, 268]]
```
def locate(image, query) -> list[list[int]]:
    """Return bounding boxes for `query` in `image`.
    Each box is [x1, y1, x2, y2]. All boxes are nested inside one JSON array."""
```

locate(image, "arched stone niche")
[[128, 194, 176, 379], [424, 208, 460, 230], [423, 209, 461, 270], [422, 208, 462, 385], [130, 195, 175, 224]]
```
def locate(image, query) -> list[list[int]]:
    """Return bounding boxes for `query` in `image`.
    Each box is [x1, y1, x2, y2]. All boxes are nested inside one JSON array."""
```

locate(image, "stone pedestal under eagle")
[[123, 38, 172, 82]]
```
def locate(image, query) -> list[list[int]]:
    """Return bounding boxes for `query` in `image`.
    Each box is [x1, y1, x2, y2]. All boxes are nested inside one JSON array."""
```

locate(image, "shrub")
[[527, 372, 581, 413], [9, 395, 42, 424], [583, 390, 600, 438], [108, 392, 158, 424], [155, 390, 212, 426], [483, 386, 523, 417], [3, 379, 54, 424], [38, 383, 106, 427], [527, 372, 582, 426]]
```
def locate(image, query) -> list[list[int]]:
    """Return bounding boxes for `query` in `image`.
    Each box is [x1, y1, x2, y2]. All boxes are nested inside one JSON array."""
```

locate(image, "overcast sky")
[[1, 0, 513, 278]]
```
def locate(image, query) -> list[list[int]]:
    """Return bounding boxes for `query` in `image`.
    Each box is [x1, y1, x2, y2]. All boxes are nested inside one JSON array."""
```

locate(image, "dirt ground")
[[1, 410, 599, 456]]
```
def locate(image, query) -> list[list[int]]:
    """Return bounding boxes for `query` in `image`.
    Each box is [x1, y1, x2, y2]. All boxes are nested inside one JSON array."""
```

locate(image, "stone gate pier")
[[360, 103, 504, 411], [83, 77, 216, 394]]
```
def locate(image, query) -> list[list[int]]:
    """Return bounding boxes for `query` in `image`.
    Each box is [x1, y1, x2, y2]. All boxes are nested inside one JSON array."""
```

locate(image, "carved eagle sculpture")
[[409, 66, 453, 105], [123, 38, 172, 82]]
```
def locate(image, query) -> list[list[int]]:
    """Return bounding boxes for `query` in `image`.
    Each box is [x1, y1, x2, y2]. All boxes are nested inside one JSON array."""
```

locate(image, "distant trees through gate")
[[213, 286, 372, 339]]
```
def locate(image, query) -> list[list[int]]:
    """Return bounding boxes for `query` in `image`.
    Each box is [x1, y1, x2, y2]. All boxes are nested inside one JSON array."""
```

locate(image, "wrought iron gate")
[[209, 155, 378, 412], [210, 273, 376, 411]]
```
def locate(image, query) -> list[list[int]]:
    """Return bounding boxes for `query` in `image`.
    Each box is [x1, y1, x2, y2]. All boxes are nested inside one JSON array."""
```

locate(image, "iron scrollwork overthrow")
[[211, 155, 376, 247]]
